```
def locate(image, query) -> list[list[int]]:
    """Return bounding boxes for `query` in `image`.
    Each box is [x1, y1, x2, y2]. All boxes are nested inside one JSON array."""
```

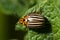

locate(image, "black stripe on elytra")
[[28, 24, 42, 27], [28, 23, 43, 25]]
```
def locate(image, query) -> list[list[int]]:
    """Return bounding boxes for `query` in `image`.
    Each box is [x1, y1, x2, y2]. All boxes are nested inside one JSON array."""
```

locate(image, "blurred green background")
[[0, 0, 60, 40]]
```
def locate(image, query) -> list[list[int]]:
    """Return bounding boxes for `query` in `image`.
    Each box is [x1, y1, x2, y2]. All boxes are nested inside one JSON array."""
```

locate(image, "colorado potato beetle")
[[19, 12, 45, 28]]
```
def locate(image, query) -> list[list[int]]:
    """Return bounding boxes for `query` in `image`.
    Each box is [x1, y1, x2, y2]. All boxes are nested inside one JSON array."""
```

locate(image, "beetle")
[[19, 12, 45, 28]]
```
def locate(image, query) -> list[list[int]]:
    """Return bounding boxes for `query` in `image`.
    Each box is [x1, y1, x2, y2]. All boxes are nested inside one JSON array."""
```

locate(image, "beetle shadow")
[[29, 17, 52, 34], [7, 15, 27, 40]]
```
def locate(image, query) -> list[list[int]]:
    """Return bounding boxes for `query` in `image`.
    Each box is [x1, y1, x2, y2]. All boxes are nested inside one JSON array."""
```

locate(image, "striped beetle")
[[19, 12, 45, 28]]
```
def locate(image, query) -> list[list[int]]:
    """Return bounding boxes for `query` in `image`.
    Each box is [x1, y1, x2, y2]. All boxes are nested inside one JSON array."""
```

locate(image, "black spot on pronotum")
[[23, 19, 25, 21]]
